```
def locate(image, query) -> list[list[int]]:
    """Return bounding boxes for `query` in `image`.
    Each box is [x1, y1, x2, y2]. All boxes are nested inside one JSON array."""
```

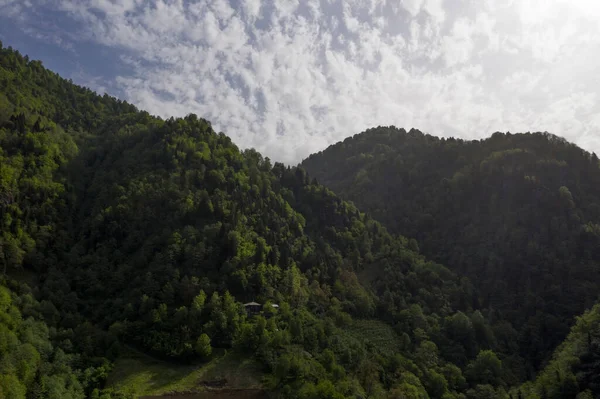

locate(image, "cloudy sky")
[[1, 0, 600, 163]]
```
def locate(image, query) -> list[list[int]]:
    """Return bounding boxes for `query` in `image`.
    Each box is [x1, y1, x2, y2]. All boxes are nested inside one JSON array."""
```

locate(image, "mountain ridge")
[[301, 125, 600, 374]]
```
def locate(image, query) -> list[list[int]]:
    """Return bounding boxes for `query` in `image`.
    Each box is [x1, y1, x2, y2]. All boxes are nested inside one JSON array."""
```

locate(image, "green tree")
[[466, 350, 503, 387], [195, 333, 212, 358]]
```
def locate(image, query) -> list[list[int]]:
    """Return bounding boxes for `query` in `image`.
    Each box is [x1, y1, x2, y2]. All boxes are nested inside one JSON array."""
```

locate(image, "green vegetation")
[[1, 41, 600, 398], [104, 350, 262, 397], [346, 319, 404, 354], [302, 126, 600, 378], [515, 304, 600, 398], [0, 279, 113, 399]]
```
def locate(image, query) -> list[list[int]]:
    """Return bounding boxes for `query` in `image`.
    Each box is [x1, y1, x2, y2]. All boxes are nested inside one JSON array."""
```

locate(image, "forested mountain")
[[302, 126, 600, 379], [0, 43, 503, 398], [1, 42, 599, 399]]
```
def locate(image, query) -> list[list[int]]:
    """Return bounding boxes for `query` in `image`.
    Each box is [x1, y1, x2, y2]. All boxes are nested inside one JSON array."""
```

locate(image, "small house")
[[243, 302, 262, 315], [243, 301, 280, 317]]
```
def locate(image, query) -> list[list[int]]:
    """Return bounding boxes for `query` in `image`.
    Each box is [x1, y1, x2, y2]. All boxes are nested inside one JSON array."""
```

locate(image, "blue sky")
[[1, 0, 600, 164]]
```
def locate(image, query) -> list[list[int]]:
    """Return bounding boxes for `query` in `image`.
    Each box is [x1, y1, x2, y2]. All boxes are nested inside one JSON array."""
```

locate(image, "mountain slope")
[[302, 126, 600, 372], [516, 303, 600, 398], [0, 43, 521, 398], [0, 278, 116, 398]]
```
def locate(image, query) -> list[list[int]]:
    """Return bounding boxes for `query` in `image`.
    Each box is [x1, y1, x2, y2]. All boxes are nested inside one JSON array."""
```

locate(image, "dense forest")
[[302, 126, 600, 394], [1, 42, 599, 398]]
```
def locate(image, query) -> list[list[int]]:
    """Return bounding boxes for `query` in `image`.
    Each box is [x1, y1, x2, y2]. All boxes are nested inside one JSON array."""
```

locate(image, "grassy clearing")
[[105, 348, 264, 398], [345, 319, 402, 354]]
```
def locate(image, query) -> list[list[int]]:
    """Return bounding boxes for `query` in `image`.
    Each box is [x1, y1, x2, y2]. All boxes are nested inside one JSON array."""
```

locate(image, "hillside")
[[517, 303, 600, 398], [0, 43, 535, 399], [302, 126, 600, 375], [0, 278, 111, 398]]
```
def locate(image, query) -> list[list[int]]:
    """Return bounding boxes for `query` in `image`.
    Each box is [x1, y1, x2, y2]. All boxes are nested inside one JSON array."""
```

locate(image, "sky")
[[1, 0, 600, 164]]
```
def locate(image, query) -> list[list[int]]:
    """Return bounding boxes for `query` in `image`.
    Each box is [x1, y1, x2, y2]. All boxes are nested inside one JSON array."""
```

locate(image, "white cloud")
[[3, 0, 600, 163], [423, 0, 446, 24], [401, 0, 425, 17], [343, 3, 360, 32], [242, 0, 261, 19], [442, 18, 476, 67]]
